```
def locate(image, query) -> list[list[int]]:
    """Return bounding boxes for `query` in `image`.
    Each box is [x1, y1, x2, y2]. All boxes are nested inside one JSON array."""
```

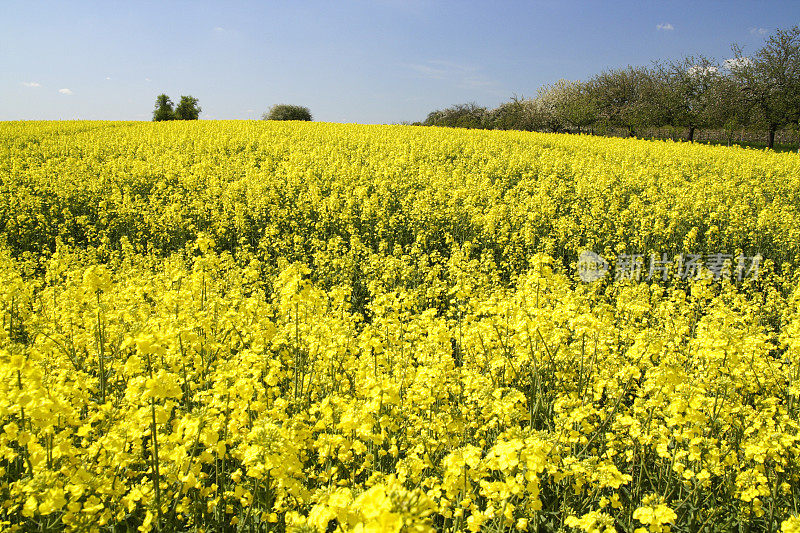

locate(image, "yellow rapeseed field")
[[1, 120, 800, 532]]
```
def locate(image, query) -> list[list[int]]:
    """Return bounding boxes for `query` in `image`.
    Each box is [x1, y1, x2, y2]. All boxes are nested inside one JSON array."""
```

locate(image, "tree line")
[[419, 26, 800, 149]]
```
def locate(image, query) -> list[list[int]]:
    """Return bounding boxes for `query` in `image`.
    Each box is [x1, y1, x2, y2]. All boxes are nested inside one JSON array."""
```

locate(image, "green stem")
[[146, 352, 162, 531]]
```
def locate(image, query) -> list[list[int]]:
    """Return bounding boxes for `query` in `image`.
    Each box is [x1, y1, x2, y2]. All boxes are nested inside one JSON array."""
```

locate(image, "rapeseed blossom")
[[0, 121, 799, 531]]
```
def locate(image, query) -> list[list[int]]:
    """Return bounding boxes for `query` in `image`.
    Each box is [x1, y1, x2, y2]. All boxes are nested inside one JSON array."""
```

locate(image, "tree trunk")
[[768, 126, 776, 149], [688, 126, 695, 143]]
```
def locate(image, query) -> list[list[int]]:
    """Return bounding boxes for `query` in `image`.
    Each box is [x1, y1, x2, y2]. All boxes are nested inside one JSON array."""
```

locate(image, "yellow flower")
[[782, 516, 800, 533], [633, 496, 677, 533], [565, 510, 616, 533]]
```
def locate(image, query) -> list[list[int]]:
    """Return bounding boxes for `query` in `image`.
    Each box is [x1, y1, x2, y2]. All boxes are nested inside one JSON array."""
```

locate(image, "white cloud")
[[105, 76, 112, 80], [246, 109, 255, 113], [213, 26, 225, 33], [145, 77, 152, 82], [58, 88, 73, 95], [750, 27, 768, 36], [22, 81, 41, 87], [657, 23, 674, 31]]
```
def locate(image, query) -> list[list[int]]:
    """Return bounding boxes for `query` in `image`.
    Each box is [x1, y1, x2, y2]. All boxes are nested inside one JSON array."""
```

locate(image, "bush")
[[262, 104, 312, 121]]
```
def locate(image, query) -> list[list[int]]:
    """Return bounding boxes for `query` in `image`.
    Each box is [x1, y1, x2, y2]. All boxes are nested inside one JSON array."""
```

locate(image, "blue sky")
[[2, 1, 798, 123]]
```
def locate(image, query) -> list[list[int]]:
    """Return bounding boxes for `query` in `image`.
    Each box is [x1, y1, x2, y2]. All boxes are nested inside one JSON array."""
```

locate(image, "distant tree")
[[263, 104, 312, 121], [653, 56, 722, 141], [588, 66, 654, 137], [560, 81, 598, 133], [536, 82, 569, 133], [536, 80, 598, 133], [422, 109, 444, 127], [153, 94, 175, 121], [709, 70, 753, 146], [488, 95, 540, 131], [422, 102, 488, 129], [729, 25, 800, 148], [174, 95, 202, 120]]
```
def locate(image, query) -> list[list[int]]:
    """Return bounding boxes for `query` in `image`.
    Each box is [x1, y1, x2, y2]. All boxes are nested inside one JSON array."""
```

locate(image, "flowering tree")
[[729, 25, 800, 148]]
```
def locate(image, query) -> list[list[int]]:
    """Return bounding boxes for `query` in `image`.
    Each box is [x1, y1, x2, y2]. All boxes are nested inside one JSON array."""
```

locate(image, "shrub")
[[262, 104, 312, 121]]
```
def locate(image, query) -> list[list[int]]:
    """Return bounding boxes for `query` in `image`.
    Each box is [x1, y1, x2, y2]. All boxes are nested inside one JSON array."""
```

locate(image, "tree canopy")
[[262, 104, 312, 121], [152, 94, 201, 121], [152, 94, 175, 122], [175, 96, 202, 120], [729, 25, 800, 147]]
